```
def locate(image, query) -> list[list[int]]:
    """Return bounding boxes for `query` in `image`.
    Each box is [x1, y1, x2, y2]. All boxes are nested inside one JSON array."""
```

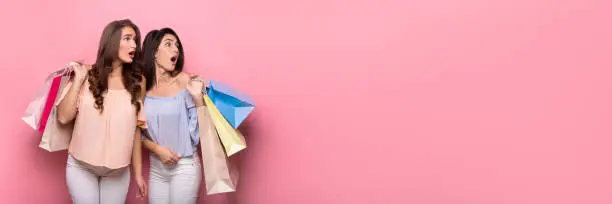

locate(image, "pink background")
[[1, 0, 612, 203]]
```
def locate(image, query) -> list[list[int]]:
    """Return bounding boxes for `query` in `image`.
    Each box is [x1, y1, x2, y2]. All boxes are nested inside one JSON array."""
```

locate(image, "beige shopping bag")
[[197, 106, 239, 195], [39, 76, 74, 152]]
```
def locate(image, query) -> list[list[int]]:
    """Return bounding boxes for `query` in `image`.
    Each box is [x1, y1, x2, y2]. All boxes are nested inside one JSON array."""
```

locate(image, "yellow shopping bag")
[[204, 95, 247, 157]]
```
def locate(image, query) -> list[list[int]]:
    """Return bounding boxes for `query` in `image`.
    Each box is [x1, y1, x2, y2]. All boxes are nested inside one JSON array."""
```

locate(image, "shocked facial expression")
[[155, 34, 180, 71], [117, 26, 137, 64]]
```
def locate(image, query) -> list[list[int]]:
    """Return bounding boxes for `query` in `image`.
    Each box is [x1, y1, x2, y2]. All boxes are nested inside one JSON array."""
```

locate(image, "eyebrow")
[[163, 39, 175, 42], [123, 34, 133, 37]]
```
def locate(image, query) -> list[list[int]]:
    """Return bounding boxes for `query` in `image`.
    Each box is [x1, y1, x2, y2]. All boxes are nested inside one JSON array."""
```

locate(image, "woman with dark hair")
[[57, 19, 147, 203], [139, 27, 205, 204]]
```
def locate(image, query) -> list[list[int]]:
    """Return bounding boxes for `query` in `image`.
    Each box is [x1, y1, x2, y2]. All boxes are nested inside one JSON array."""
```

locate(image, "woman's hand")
[[66, 61, 88, 84], [186, 77, 205, 98], [186, 75, 206, 107], [135, 174, 147, 199], [155, 146, 180, 165]]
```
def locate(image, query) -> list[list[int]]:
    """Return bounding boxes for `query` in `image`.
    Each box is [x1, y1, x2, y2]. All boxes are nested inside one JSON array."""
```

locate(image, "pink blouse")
[[58, 79, 145, 169]]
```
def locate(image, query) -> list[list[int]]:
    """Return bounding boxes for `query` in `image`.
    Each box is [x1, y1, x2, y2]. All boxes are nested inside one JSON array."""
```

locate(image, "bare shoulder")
[[176, 72, 192, 86]]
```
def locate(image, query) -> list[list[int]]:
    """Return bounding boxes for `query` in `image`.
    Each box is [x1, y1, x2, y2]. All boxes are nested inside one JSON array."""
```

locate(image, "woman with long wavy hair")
[[57, 19, 147, 204]]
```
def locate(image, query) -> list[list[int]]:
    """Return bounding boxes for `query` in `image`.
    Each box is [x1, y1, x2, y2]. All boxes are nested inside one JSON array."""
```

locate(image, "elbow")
[[57, 116, 70, 125], [57, 112, 72, 125]]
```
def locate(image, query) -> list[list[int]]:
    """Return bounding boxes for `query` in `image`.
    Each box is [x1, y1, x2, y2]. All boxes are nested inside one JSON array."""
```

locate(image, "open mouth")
[[128, 51, 135, 58], [170, 56, 177, 63]]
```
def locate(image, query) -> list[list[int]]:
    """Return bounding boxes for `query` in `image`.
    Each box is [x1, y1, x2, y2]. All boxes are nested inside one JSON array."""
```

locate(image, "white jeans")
[[66, 155, 130, 204], [149, 153, 202, 204]]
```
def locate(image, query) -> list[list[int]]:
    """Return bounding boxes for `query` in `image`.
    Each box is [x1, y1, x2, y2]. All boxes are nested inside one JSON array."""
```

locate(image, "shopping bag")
[[39, 76, 74, 152], [204, 95, 247, 157], [38, 75, 63, 133], [22, 67, 70, 130], [206, 80, 255, 129], [197, 106, 239, 194]]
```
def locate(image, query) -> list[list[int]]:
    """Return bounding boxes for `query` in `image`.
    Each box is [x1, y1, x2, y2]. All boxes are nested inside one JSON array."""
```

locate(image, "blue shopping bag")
[[205, 79, 255, 129]]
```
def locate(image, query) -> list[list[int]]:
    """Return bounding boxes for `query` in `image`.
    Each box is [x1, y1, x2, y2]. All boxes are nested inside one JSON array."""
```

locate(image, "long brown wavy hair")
[[88, 19, 143, 113]]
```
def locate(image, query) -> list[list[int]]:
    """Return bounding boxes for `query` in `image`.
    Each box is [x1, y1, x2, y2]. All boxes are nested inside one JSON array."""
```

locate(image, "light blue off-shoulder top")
[[142, 89, 199, 157]]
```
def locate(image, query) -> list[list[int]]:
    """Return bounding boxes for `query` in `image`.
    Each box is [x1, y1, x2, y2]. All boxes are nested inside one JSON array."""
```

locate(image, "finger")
[[67, 61, 81, 68], [191, 76, 205, 83], [68, 64, 79, 72], [171, 151, 180, 159], [192, 82, 203, 88], [143, 183, 148, 197], [166, 157, 175, 162], [73, 59, 84, 65], [166, 154, 175, 161]]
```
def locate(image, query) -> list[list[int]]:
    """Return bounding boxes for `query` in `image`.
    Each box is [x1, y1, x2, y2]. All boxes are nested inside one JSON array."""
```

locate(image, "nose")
[[130, 40, 137, 48]]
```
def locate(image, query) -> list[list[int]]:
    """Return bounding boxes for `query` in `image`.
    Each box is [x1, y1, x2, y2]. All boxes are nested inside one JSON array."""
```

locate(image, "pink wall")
[[1, 0, 612, 203]]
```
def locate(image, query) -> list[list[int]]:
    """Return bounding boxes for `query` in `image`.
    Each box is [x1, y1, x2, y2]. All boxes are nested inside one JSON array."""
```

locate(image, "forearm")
[[191, 93, 206, 107], [131, 128, 143, 176], [142, 137, 162, 154]]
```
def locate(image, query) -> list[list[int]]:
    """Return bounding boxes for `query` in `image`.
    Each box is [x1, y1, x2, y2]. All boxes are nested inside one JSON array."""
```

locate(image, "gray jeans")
[[148, 152, 202, 204], [65, 155, 130, 204]]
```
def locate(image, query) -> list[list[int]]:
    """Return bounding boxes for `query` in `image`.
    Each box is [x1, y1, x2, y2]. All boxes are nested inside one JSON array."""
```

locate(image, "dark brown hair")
[[88, 19, 143, 113]]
